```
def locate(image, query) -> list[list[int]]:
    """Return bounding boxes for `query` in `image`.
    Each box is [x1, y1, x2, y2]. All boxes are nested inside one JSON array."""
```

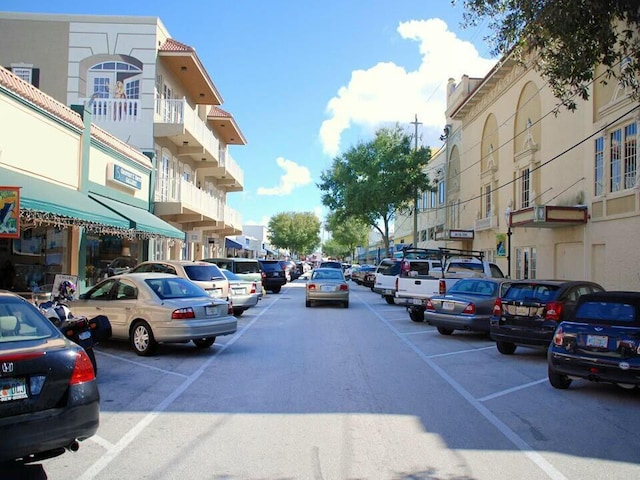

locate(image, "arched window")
[[88, 61, 142, 99]]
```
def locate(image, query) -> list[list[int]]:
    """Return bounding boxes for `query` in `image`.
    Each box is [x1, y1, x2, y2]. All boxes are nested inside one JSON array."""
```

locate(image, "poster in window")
[[0, 186, 20, 239], [496, 233, 506, 257]]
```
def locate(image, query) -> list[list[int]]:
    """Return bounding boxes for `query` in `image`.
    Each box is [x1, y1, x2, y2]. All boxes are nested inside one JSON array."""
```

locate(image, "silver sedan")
[[70, 273, 237, 356], [221, 268, 259, 317], [305, 268, 349, 308]]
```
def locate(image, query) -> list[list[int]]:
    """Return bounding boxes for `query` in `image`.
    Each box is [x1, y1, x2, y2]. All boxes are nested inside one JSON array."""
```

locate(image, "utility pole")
[[410, 114, 422, 247]]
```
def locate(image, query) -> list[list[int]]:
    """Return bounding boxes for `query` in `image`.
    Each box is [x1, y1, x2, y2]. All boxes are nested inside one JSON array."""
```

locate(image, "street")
[[9, 279, 640, 480]]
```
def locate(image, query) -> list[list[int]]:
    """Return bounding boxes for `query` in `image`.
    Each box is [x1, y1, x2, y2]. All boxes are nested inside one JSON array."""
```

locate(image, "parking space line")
[[477, 379, 548, 402], [77, 295, 283, 480], [96, 350, 189, 378], [89, 434, 114, 450], [427, 346, 494, 358], [401, 329, 439, 335], [359, 294, 568, 480]]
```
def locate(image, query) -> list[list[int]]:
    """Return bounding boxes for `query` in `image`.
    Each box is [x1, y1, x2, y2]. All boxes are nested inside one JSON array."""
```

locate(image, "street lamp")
[[504, 207, 513, 278]]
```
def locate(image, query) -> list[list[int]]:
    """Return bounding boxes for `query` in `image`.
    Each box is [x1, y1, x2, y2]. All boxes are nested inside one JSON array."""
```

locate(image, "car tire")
[[496, 341, 517, 355], [233, 308, 244, 317], [271, 286, 282, 294], [343, 301, 349, 308], [305, 300, 311, 307], [409, 308, 424, 323], [86, 348, 98, 374], [384, 296, 395, 305], [130, 320, 157, 356], [548, 367, 572, 389], [437, 326, 454, 336], [193, 337, 216, 349]]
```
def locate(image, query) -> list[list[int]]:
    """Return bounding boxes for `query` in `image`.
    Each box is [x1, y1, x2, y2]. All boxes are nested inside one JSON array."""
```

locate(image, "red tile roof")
[[208, 106, 232, 118], [159, 38, 195, 53]]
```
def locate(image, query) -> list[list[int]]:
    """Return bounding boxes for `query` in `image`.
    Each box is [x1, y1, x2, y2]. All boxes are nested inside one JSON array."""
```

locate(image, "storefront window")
[[84, 234, 139, 286]]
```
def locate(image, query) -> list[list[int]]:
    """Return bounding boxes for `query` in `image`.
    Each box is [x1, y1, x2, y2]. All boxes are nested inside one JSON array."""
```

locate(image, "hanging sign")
[[0, 186, 20, 239]]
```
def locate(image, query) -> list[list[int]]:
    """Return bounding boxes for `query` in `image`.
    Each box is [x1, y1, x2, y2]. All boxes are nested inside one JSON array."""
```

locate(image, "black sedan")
[[0, 291, 99, 463], [490, 279, 604, 355], [425, 278, 512, 335], [548, 291, 640, 390]]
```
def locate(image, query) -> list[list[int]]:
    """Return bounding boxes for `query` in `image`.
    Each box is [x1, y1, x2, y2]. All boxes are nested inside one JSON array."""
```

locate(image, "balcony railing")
[[81, 98, 141, 123], [475, 214, 499, 232], [218, 149, 244, 187]]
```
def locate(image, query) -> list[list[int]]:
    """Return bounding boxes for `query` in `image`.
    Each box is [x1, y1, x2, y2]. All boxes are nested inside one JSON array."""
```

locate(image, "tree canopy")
[[267, 212, 320, 256], [318, 125, 432, 256], [324, 212, 370, 260], [457, 0, 640, 109]]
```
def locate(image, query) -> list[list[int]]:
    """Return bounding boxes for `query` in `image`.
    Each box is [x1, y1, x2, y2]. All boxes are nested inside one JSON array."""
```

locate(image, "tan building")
[[0, 11, 245, 261], [441, 54, 639, 289]]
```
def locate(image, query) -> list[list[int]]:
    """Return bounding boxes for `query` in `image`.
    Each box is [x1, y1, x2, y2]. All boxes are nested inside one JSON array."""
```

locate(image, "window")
[[624, 123, 637, 189], [483, 184, 492, 218], [430, 190, 436, 209], [11, 66, 32, 83], [438, 181, 445, 204], [594, 136, 604, 195], [611, 129, 622, 192], [520, 168, 530, 209]]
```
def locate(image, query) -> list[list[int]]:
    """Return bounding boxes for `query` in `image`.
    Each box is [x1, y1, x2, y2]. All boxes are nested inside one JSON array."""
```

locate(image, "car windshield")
[[236, 262, 260, 274], [0, 299, 58, 343], [576, 300, 639, 325], [260, 262, 281, 271], [449, 280, 497, 296], [503, 283, 560, 302], [184, 265, 225, 281], [146, 278, 209, 299]]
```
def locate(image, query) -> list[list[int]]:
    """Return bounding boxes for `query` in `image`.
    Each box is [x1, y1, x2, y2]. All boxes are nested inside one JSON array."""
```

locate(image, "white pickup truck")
[[395, 248, 505, 322]]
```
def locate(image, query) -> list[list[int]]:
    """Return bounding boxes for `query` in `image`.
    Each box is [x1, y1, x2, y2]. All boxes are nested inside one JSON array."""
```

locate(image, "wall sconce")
[[180, 66, 187, 72], [183, 141, 189, 146]]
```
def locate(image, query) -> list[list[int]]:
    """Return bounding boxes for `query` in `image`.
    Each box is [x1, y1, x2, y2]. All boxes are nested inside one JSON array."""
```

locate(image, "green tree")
[[318, 125, 432, 256], [322, 238, 351, 259], [324, 212, 369, 261], [457, 0, 640, 110], [267, 212, 321, 256]]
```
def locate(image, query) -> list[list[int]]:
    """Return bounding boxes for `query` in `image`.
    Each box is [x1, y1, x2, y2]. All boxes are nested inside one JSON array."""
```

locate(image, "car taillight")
[[308, 283, 317, 290], [438, 279, 446, 295], [261, 271, 266, 279], [172, 307, 196, 319], [250, 282, 256, 294], [339, 284, 349, 291], [462, 303, 476, 314], [70, 350, 96, 385], [553, 325, 564, 346], [425, 299, 435, 311], [395, 277, 399, 290], [545, 301, 563, 321], [227, 301, 233, 315], [492, 298, 502, 316]]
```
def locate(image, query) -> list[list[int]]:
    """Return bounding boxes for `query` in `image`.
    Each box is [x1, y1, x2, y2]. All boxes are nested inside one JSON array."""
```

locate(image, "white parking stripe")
[[427, 346, 494, 357], [96, 350, 189, 378], [77, 296, 283, 480], [478, 379, 548, 402], [359, 294, 568, 480]]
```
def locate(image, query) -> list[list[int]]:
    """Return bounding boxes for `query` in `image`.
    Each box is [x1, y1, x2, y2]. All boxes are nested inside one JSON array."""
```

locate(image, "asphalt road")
[[7, 279, 640, 479]]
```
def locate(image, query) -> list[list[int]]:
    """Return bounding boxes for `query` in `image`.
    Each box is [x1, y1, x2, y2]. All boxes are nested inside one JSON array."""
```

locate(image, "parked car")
[[220, 268, 259, 316], [319, 260, 342, 270], [0, 290, 99, 463], [100, 255, 137, 278], [202, 258, 263, 298], [305, 268, 349, 308], [130, 260, 230, 301], [351, 265, 376, 285], [70, 273, 237, 355], [425, 278, 512, 334], [362, 270, 376, 289], [372, 258, 402, 304], [258, 259, 287, 293], [490, 279, 604, 355], [548, 291, 640, 390]]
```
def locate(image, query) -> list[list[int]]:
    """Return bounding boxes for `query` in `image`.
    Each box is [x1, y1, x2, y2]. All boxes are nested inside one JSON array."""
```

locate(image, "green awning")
[[89, 194, 185, 240], [1, 167, 130, 230]]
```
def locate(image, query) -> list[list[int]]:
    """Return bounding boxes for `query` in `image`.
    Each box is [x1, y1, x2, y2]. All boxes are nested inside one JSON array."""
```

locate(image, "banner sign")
[[0, 186, 20, 239]]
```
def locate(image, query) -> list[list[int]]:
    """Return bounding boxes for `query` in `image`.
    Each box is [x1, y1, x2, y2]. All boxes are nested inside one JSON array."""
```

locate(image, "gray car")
[[71, 273, 237, 356], [425, 278, 512, 335], [221, 268, 259, 316], [305, 267, 349, 308]]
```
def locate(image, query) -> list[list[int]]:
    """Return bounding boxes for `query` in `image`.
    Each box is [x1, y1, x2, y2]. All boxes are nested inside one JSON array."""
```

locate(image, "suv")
[[258, 259, 287, 293], [130, 260, 230, 300], [319, 260, 342, 269], [203, 258, 263, 298], [372, 259, 401, 304], [490, 279, 604, 355]]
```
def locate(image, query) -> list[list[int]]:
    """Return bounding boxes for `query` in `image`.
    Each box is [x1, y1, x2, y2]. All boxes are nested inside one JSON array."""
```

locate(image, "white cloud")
[[257, 157, 312, 196], [243, 215, 271, 227], [319, 18, 496, 156]]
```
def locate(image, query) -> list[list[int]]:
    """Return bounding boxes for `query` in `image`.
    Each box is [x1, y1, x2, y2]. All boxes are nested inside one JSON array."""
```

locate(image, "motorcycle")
[[38, 280, 111, 373]]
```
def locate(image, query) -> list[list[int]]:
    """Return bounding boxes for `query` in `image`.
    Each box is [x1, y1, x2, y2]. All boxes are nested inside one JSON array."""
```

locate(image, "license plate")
[[205, 305, 219, 316], [321, 285, 335, 292], [0, 377, 28, 402], [443, 301, 455, 311], [232, 288, 244, 295], [413, 298, 423, 305], [516, 306, 529, 316], [587, 335, 608, 348], [79, 330, 91, 340]]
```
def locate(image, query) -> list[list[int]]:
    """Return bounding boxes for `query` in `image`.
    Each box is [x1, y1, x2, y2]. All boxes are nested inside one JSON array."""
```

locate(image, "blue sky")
[[2, 1, 498, 228]]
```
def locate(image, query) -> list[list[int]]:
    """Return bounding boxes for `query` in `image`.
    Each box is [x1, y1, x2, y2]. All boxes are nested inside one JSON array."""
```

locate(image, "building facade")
[[0, 12, 245, 263]]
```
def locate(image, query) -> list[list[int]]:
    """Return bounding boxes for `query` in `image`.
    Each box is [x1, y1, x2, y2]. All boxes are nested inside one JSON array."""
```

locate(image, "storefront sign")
[[0, 186, 20, 239], [109, 163, 142, 190]]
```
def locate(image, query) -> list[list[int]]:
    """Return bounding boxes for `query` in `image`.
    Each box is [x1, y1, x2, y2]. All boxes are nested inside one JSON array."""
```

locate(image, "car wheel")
[[130, 320, 157, 356], [496, 341, 517, 355], [271, 286, 282, 294], [437, 326, 454, 336], [408, 308, 424, 323], [306, 300, 311, 307], [193, 337, 216, 349], [86, 348, 97, 374], [548, 367, 572, 389], [233, 308, 244, 317], [343, 300, 349, 308], [384, 296, 395, 305]]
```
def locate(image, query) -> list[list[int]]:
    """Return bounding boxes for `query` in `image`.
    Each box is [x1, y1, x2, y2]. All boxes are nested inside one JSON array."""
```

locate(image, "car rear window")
[[503, 283, 560, 302], [259, 261, 282, 272], [576, 301, 639, 325], [183, 265, 225, 281], [146, 278, 209, 299], [450, 279, 497, 296], [236, 262, 260, 274], [377, 261, 401, 276], [0, 300, 58, 342]]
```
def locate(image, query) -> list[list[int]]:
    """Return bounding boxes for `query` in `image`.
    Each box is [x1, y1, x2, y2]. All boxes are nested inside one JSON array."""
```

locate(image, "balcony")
[[475, 213, 499, 232], [153, 177, 241, 233], [83, 98, 141, 123]]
